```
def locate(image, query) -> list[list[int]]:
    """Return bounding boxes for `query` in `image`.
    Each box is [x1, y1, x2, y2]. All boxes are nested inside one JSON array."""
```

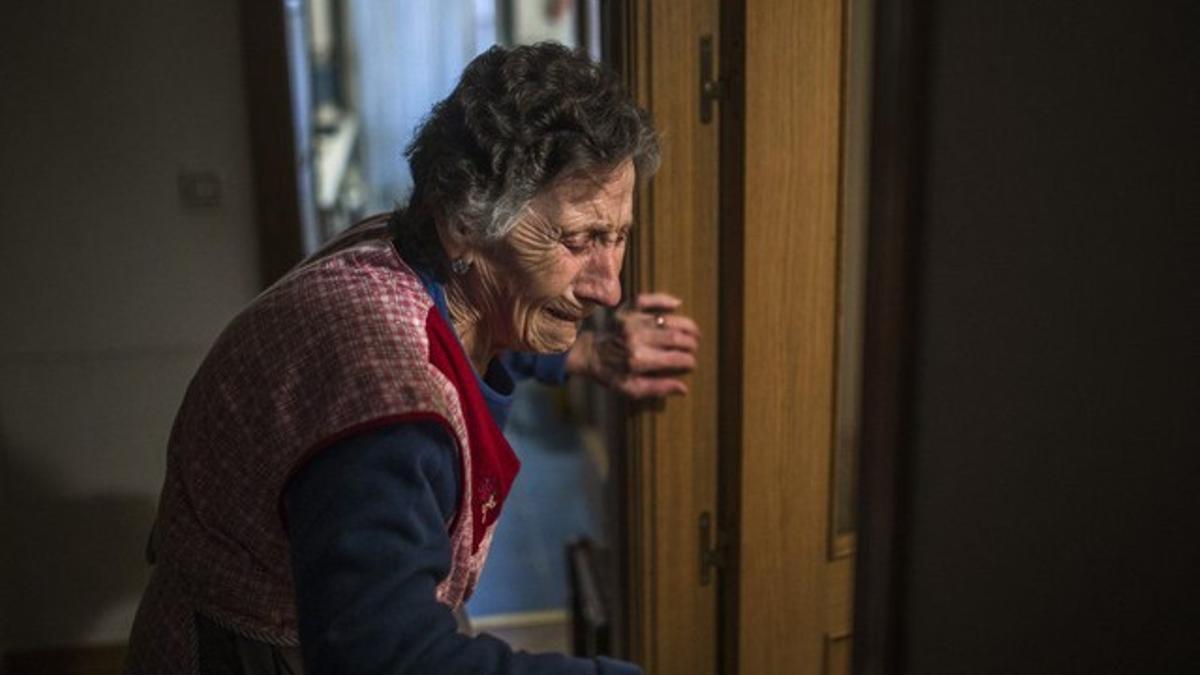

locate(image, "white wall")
[[0, 0, 261, 650]]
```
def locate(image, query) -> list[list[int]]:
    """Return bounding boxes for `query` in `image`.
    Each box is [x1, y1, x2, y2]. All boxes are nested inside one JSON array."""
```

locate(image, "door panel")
[[616, 2, 721, 674], [732, 0, 856, 672], [617, 0, 864, 671]]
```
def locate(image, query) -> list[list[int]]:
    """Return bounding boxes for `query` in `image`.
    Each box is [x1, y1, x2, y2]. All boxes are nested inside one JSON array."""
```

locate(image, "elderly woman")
[[126, 43, 698, 674]]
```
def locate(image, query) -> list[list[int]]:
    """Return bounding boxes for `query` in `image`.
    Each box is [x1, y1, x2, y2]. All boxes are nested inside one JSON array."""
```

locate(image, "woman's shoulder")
[[255, 219, 430, 330], [205, 220, 442, 391]]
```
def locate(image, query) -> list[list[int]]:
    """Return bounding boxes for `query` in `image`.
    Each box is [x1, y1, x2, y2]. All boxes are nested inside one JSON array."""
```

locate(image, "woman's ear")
[[435, 215, 472, 261]]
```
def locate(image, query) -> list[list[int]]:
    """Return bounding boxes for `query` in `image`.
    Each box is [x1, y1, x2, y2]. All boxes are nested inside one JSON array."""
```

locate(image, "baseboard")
[[470, 608, 570, 631]]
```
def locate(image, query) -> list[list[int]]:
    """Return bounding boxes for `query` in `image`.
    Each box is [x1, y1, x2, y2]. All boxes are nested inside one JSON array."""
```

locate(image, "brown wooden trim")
[[599, 1, 642, 661], [717, 0, 747, 672], [827, 0, 852, 560], [620, 1, 722, 673], [239, 0, 305, 288], [832, 531, 857, 559], [850, 1, 932, 674], [615, 3, 652, 666], [830, 0, 882, 569], [824, 632, 854, 675], [735, 0, 846, 670]]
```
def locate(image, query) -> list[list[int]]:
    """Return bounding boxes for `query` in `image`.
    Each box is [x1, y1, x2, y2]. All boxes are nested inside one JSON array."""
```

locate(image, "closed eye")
[[561, 232, 591, 253], [561, 225, 631, 253]]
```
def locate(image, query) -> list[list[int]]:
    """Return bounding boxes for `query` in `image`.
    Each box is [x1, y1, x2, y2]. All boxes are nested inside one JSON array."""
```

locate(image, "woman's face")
[[479, 159, 635, 354]]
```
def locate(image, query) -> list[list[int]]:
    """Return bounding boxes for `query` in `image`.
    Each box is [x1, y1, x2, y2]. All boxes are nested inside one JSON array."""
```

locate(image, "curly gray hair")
[[389, 42, 660, 277]]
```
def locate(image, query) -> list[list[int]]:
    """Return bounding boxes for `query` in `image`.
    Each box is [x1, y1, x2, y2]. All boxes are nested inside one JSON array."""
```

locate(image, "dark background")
[[892, 1, 1199, 673]]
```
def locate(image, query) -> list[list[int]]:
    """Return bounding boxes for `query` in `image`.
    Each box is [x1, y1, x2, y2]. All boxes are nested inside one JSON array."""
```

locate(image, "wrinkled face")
[[479, 159, 635, 353]]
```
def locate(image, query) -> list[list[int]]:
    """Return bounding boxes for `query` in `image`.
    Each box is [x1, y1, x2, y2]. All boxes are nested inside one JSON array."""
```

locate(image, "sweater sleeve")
[[284, 422, 641, 675], [501, 352, 569, 386]]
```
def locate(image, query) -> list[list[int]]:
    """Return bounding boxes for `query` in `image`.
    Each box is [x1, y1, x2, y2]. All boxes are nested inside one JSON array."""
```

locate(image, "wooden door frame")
[[726, 0, 856, 672], [611, 2, 723, 673], [717, 1, 747, 672], [239, 0, 306, 289], [617, 1, 871, 673], [851, 1, 929, 673]]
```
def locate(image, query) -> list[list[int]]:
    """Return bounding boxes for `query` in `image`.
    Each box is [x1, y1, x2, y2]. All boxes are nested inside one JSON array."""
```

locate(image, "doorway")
[[242, 0, 873, 672], [275, 0, 625, 657]]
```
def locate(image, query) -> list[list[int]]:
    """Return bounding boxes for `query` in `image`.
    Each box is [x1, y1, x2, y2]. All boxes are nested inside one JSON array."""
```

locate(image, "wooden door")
[[615, 0, 867, 671], [611, 2, 722, 674], [721, 0, 865, 672]]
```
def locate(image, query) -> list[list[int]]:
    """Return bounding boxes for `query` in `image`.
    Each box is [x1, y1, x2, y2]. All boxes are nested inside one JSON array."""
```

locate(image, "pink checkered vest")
[[128, 216, 519, 667]]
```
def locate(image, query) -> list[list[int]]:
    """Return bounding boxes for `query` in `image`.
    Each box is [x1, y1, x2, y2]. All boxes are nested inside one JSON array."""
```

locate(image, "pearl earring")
[[450, 257, 472, 275]]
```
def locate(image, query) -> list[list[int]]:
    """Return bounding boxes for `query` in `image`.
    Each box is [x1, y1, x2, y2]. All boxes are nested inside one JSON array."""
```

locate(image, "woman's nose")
[[576, 248, 623, 308]]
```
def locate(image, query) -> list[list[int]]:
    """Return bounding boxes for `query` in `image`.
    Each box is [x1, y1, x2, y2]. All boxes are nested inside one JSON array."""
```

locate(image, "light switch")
[[178, 171, 222, 207]]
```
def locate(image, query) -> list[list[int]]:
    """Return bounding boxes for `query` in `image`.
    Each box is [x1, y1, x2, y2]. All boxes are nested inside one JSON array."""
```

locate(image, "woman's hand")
[[567, 293, 701, 398]]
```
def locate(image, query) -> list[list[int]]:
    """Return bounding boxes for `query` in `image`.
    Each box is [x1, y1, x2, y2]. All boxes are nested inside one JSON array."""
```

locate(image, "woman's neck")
[[444, 276, 499, 375]]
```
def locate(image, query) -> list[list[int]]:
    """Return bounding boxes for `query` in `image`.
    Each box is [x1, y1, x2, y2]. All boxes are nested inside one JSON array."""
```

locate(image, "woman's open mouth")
[[545, 306, 584, 323]]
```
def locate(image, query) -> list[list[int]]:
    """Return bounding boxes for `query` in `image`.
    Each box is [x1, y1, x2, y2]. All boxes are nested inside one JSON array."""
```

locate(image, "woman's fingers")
[[603, 292, 702, 398], [633, 292, 683, 313], [619, 296, 699, 332], [622, 375, 690, 398], [639, 324, 700, 352], [631, 295, 701, 335], [628, 346, 697, 374], [618, 308, 699, 340]]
